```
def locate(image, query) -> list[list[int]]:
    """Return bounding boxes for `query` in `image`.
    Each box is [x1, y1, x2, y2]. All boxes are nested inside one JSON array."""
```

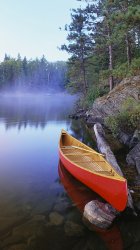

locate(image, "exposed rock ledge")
[[85, 75, 140, 173], [86, 75, 139, 121], [70, 76, 140, 190]]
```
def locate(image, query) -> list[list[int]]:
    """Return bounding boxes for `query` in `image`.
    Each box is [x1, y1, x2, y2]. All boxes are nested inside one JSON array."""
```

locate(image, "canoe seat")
[[61, 146, 115, 176], [94, 171, 114, 176], [64, 153, 91, 156]]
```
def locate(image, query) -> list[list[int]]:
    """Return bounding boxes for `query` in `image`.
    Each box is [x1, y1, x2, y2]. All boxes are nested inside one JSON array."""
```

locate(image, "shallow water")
[[0, 92, 140, 250]]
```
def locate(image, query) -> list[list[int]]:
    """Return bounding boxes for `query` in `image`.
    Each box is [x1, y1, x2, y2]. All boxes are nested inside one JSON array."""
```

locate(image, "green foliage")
[[66, 81, 79, 94], [80, 85, 101, 108], [105, 97, 140, 135], [62, 0, 140, 94], [100, 57, 140, 81], [130, 58, 140, 74], [113, 62, 130, 79], [61, 8, 95, 95], [99, 85, 110, 96], [0, 55, 67, 90], [100, 69, 111, 81], [113, 57, 140, 79], [105, 116, 119, 136]]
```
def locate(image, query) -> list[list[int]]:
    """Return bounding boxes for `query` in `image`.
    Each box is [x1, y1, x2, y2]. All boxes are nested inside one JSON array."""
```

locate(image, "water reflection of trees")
[[70, 119, 97, 149], [0, 93, 77, 129]]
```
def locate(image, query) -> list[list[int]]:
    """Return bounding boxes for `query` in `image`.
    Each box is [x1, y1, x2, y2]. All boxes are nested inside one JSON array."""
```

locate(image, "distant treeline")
[[0, 54, 67, 91], [61, 0, 140, 101]]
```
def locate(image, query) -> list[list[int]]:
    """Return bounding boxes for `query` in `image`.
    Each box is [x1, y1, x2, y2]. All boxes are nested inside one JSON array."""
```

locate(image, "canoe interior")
[[60, 130, 125, 181]]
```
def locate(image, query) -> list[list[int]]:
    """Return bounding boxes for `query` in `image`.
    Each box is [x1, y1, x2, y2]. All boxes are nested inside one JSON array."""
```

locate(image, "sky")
[[0, 0, 86, 62]]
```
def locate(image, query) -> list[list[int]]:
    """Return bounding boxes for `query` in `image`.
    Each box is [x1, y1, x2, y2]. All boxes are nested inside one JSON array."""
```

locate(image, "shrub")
[[113, 58, 140, 79], [80, 84, 110, 108], [84, 85, 100, 107], [105, 115, 119, 136], [105, 97, 140, 135], [100, 57, 140, 82]]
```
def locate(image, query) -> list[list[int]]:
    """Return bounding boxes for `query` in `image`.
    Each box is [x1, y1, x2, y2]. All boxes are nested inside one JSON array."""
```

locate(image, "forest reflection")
[[0, 92, 77, 129]]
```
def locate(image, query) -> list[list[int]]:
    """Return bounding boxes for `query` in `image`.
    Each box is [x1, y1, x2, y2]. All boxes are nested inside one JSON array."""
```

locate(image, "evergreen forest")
[[61, 0, 140, 106], [0, 54, 67, 91], [1, 0, 140, 101]]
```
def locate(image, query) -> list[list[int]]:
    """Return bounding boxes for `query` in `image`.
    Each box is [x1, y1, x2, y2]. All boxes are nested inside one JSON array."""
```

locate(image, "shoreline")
[[69, 76, 140, 211]]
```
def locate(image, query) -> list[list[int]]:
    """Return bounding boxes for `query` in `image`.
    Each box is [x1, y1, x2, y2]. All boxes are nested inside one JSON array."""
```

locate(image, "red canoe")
[[58, 161, 124, 250], [59, 129, 128, 211], [58, 160, 99, 212]]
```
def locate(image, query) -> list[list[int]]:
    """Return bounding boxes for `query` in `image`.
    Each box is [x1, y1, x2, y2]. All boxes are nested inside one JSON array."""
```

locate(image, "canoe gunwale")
[[59, 148, 126, 182], [60, 129, 125, 181], [59, 130, 128, 211], [59, 149, 128, 211]]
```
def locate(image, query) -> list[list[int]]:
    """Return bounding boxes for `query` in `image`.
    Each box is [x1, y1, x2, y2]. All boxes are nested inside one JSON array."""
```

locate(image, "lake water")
[[0, 93, 140, 250]]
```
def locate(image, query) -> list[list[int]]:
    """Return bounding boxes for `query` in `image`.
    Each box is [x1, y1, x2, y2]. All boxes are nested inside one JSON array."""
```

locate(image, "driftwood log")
[[94, 123, 135, 212], [83, 123, 136, 229]]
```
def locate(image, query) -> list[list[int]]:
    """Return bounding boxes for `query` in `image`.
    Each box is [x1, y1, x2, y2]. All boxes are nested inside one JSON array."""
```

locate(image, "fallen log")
[[93, 123, 135, 213], [83, 123, 136, 230]]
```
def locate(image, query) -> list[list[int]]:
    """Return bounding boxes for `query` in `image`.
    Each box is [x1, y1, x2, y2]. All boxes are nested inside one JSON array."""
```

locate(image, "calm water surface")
[[0, 93, 139, 250]]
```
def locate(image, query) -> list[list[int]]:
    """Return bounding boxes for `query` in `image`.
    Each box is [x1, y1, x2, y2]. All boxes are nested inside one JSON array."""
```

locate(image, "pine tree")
[[61, 7, 94, 95], [110, 0, 140, 66]]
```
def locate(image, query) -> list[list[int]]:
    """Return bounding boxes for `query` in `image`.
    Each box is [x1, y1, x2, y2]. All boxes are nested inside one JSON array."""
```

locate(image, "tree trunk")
[[126, 33, 131, 67], [82, 63, 87, 95], [81, 53, 87, 95], [107, 24, 114, 91]]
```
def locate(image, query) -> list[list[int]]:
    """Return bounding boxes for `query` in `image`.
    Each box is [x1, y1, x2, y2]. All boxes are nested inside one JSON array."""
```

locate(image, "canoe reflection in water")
[[58, 160, 123, 250], [59, 129, 127, 212]]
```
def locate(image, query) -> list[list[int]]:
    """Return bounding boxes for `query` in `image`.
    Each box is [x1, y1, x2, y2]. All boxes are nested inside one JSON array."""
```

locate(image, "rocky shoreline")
[[70, 75, 140, 210], [71, 108, 140, 177]]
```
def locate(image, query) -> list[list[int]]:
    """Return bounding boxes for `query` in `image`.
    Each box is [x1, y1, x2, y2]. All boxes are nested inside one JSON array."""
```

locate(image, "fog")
[[0, 90, 78, 129]]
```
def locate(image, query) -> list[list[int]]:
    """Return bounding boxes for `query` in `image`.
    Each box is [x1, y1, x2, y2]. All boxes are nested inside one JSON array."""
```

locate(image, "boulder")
[[89, 76, 140, 120], [129, 130, 140, 148], [126, 143, 140, 174], [83, 200, 116, 229], [117, 131, 132, 146], [86, 116, 104, 126]]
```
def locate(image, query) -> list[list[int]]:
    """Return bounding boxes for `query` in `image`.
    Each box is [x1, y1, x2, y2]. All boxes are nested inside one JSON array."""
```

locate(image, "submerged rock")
[[1, 234, 25, 249], [0, 216, 28, 236], [12, 218, 46, 239], [48, 212, 64, 226], [3, 244, 28, 250], [53, 198, 71, 213], [64, 220, 84, 237]]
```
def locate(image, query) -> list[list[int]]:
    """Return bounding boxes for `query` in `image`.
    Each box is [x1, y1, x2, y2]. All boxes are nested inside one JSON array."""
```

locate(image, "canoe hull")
[[59, 149, 128, 211], [58, 160, 99, 212]]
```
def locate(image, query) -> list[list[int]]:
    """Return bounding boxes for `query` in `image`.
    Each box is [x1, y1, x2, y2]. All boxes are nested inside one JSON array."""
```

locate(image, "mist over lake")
[[0, 92, 78, 128], [0, 91, 78, 187], [0, 90, 92, 250], [0, 89, 139, 250]]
